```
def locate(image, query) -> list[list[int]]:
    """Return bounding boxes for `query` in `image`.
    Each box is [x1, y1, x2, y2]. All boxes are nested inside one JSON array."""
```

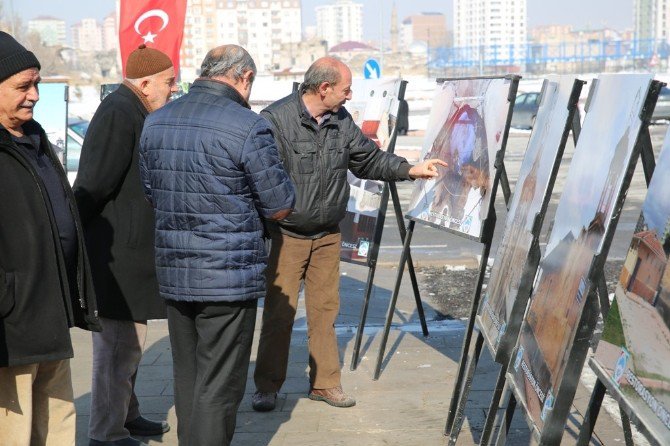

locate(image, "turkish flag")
[[118, 0, 187, 77]]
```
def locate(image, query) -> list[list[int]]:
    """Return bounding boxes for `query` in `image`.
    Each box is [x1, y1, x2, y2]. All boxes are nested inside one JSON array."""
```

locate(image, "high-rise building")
[[453, 0, 527, 65], [634, 0, 670, 48], [315, 0, 363, 48], [401, 13, 448, 50], [28, 16, 66, 47], [101, 13, 117, 52], [180, 0, 302, 79], [71, 18, 103, 52]]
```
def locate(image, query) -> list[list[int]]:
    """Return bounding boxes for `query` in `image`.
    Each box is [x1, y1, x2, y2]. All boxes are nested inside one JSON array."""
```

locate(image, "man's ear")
[[318, 82, 330, 96], [139, 78, 151, 94]]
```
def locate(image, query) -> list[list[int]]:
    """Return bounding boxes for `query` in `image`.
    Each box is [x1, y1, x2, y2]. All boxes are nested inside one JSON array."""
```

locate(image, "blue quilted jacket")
[[139, 79, 295, 302]]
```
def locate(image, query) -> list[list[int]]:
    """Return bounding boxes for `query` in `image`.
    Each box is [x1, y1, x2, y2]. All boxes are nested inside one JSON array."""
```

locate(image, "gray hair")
[[200, 45, 256, 80], [302, 58, 342, 93]]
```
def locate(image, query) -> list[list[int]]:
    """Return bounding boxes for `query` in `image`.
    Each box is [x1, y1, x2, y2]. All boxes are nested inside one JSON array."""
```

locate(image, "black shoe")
[[89, 438, 148, 446], [252, 391, 277, 412], [124, 416, 170, 436]]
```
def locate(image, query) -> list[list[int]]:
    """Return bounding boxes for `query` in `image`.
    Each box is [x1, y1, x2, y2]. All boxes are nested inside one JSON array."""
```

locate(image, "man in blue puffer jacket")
[[139, 45, 295, 446]]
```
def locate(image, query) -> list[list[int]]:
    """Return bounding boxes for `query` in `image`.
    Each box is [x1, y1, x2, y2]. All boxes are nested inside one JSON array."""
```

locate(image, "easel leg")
[[576, 378, 606, 446], [373, 220, 416, 380], [389, 183, 428, 336], [493, 392, 516, 446], [445, 241, 493, 433], [620, 405, 634, 446], [597, 274, 610, 318], [406, 251, 429, 336], [479, 365, 509, 446], [350, 264, 377, 370], [447, 332, 485, 444]]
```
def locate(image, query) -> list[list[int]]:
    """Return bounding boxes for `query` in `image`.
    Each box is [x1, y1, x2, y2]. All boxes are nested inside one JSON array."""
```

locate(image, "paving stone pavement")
[[70, 263, 643, 445]]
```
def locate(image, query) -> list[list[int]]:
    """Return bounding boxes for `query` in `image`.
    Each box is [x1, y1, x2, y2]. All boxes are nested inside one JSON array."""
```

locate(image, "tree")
[[0, 0, 25, 38]]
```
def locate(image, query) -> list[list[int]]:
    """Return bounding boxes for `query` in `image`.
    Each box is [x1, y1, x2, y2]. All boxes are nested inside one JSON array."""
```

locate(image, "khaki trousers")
[[0, 359, 75, 446], [89, 318, 147, 441], [255, 232, 342, 392]]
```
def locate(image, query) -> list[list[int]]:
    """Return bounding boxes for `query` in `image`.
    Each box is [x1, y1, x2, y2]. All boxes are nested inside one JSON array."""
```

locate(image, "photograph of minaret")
[[478, 76, 581, 360], [508, 74, 653, 434]]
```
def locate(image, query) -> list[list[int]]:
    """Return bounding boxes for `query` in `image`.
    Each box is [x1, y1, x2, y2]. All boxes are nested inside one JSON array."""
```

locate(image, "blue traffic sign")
[[363, 58, 381, 79]]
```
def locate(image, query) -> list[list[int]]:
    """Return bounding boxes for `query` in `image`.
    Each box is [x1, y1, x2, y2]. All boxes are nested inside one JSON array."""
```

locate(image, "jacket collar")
[[191, 78, 251, 109], [292, 90, 340, 130], [121, 80, 153, 113], [0, 119, 42, 144]]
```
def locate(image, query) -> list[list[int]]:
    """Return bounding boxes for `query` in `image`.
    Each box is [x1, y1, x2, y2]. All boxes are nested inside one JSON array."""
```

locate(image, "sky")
[[12, 0, 634, 40]]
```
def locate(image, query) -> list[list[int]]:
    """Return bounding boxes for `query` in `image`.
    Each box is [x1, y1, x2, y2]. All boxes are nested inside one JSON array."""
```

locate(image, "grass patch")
[[602, 298, 626, 347]]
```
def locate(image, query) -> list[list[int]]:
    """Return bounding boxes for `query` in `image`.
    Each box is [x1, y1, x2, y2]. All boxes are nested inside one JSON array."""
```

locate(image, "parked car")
[[511, 91, 541, 129], [66, 116, 89, 172], [652, 86, 670, 122]]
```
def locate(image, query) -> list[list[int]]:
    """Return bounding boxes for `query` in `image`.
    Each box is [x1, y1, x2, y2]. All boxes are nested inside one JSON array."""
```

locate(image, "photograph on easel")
[[478, 76, 582, 360], [340, 78, 403, 265], [405, 77, 511, 240], [508, 74, 653, 434], [593, 127, 670, 441]]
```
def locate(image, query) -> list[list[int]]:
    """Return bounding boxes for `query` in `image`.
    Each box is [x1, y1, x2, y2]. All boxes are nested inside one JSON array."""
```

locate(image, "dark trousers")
[[166, 299, 257, 446]]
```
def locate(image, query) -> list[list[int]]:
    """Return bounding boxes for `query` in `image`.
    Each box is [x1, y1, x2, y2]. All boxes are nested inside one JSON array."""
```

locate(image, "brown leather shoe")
[[308, 386, 356, 407]]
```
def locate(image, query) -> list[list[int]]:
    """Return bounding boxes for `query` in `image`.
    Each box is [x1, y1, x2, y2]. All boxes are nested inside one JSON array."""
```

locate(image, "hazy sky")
[[13, 0, 634, 39]]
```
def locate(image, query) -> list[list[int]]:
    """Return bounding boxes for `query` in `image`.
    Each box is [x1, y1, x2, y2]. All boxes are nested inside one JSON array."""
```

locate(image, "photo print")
[[509, 74, 654, 435], [478, 77, 582, 360], [405, 77, 513, 239], [340, 78, 403, 265], [593, 125, 670, 441]]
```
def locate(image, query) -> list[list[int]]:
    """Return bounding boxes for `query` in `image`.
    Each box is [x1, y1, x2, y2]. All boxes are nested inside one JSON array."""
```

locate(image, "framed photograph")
[[340, 78, 403, 265], [405, 77, 515, 240], [591, 125, 670, 444], [478, 77, 583, 363], [507, 74, 658, 443]]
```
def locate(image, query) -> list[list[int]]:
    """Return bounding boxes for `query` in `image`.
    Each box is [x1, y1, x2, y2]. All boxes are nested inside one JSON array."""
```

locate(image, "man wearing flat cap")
[[73, 44, 177, 446], [0, 31, 101, 445]]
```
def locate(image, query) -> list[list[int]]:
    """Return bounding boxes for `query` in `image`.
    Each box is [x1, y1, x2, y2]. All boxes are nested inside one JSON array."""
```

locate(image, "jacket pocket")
[[292, 142, 316, 175], [0, 269, 16, 317]]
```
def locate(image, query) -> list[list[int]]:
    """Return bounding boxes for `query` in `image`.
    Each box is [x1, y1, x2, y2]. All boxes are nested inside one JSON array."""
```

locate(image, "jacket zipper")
[[3, 140, 87, 311]]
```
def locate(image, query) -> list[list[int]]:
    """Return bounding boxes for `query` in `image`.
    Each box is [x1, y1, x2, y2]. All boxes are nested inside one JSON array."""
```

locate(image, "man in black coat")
[[0, 31, 100, 445], [73, 45, 177, 446], [252, 57, 446, 411]]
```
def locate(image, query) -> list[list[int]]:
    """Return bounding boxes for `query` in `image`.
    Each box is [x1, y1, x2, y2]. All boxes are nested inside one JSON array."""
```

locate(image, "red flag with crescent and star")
[[119, 0, 187, 77]]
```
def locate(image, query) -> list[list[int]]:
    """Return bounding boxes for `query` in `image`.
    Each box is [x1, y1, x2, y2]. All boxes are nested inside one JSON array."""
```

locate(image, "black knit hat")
[[0, 32, 41, 82]]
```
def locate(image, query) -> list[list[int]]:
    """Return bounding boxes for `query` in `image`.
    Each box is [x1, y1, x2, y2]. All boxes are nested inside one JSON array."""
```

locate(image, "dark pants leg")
[[167, 299, 257, 446]]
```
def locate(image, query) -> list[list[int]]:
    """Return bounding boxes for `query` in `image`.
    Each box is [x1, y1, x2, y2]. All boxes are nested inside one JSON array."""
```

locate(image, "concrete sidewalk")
[[70, 263, 641, 445]]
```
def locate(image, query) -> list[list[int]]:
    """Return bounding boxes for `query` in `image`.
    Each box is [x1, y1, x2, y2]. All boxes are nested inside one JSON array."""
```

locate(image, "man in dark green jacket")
[[0, 31, 100, 445], [252, 57, 446, 411], [73, 45, 176, 446]]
